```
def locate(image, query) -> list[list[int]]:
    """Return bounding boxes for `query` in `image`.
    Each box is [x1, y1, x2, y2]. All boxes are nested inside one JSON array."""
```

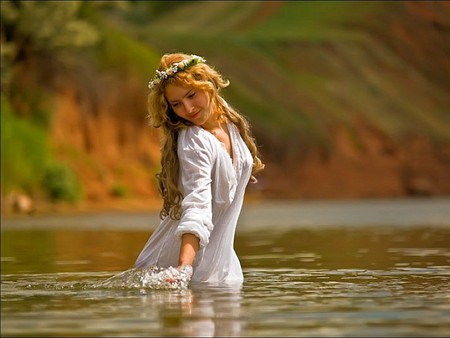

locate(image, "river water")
[[2, 198, 450, 336]]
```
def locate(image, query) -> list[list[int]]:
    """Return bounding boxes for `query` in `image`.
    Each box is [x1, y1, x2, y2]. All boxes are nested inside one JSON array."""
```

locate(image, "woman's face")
[[165, 83, 213, 126]]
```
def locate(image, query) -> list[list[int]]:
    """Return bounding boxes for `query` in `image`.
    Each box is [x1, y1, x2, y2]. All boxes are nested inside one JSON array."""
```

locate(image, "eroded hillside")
[[2, 1, 450, 213]]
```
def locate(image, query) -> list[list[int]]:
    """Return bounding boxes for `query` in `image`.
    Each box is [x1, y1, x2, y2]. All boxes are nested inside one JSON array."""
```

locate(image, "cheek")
[[200, 93, 211, 108]]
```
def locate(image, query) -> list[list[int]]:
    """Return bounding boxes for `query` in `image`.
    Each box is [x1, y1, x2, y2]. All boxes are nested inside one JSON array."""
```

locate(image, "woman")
[[134, 53, 264, 285]]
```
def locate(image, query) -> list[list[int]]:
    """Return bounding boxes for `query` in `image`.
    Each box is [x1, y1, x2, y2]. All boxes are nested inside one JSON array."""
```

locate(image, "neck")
[[202, 120, 221, 132], [201, 113, 225, 132]]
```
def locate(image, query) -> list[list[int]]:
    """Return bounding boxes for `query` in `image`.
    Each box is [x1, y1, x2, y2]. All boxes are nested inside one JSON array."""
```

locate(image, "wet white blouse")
[[134, 122, 253, 284]]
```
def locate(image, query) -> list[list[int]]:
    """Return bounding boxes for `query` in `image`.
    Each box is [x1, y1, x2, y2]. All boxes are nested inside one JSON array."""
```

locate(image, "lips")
[[189, 111, 201, 120]]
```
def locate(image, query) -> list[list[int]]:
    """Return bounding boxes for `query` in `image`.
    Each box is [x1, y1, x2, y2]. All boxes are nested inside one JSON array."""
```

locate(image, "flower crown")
[[148, 54, 206, 89]]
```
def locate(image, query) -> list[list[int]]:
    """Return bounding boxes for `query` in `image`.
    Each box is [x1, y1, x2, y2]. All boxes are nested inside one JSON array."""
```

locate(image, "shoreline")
[[3, 196, 450, 231], [2, 196, 164, 218]]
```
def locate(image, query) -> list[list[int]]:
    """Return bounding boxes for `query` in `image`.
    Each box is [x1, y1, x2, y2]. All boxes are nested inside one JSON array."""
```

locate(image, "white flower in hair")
[[148, 54, 206, 89]]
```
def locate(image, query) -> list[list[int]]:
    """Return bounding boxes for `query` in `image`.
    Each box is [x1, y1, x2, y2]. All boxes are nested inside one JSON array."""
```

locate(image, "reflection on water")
[[2, 265, 449, 336], [2, 272, 245, 337], [2, 199, 450, 336]]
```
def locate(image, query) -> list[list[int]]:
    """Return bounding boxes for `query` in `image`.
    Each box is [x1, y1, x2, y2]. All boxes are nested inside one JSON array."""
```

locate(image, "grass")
[[2, 95, 83, 202], [104, 1, 450, 147], [246, 2, 382, 40], [4, 1, 449, 201], [42, 162, 83, 203], [1, 95, 50, 194], [95, 22, 161, 81]]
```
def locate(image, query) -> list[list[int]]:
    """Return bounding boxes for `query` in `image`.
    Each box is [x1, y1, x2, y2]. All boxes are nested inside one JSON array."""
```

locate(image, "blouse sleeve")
[[174, 128, 215, 249]]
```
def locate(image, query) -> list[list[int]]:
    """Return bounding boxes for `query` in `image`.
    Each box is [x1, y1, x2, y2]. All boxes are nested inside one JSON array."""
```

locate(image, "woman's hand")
[[162, 265, 193, 284], [156, 233, 198, 286]]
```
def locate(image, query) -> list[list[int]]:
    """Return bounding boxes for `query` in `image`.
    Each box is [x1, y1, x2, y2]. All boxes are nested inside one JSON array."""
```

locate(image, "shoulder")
[[178, 126, 216, 156]]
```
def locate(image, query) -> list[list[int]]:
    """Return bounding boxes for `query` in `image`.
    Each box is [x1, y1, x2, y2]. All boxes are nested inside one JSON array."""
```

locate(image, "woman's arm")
[[175, 129, 215, 249], [178, 233, 200, 268]]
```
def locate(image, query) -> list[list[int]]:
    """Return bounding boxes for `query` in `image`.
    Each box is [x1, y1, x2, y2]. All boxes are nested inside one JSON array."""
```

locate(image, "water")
[[2, 198, 450, 336]]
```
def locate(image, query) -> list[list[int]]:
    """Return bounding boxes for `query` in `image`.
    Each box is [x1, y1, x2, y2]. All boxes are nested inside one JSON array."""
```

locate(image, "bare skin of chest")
[[208, 125, 233, 160]]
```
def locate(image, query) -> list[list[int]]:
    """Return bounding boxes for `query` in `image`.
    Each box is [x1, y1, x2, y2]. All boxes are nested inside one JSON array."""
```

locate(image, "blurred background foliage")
[[1, 1, 450, 212]]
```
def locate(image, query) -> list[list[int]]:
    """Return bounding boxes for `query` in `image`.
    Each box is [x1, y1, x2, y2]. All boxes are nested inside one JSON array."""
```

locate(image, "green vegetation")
[[1, 95, 50, 193], [110, 183, 128, 198], [247, 2, 381, 40], [140, 1, 449, 144], [95, 24, 160, 80], [2, 95, 82, 202], [42, 162, 83, 203], [2, 1, 449, 203]]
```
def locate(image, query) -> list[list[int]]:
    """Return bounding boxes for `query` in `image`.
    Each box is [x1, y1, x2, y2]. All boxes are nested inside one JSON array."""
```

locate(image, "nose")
[[184, 101, 195, 114]]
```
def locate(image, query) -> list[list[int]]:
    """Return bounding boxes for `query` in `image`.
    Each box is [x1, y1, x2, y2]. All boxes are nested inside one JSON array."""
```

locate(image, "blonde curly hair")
[[147, 52, 264, 220]]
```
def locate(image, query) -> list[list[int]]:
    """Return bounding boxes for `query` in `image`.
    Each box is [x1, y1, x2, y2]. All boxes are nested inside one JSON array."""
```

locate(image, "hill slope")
[[3, 1, 450, 213], [134, 1, 450, 198]]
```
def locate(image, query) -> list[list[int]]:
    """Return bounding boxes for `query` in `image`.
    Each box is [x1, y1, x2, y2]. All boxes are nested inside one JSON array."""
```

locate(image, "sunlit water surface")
[[2, 198, 450, 336]]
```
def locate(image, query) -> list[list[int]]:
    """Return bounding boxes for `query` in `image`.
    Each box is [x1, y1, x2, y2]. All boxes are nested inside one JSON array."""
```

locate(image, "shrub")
[[42, 162, 83, 203], [110, 182, 128, 198], [1, 95, 50, 193]]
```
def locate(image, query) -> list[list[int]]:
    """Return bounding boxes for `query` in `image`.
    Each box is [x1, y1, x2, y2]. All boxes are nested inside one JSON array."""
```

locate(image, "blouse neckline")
[[199, 122, 236, 166]]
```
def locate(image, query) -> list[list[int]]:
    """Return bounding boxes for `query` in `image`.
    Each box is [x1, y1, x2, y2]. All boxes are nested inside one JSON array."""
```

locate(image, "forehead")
[[164, 83, 191, 102]]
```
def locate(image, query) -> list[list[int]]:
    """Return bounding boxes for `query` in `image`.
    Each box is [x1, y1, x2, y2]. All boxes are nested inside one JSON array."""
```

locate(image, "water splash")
[[94, 265, 193, 291]]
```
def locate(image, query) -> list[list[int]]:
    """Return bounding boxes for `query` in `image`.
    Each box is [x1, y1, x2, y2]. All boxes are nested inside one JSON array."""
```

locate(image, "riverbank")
[[3, 197, 450, 231], [1, 195, 163, 218]]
